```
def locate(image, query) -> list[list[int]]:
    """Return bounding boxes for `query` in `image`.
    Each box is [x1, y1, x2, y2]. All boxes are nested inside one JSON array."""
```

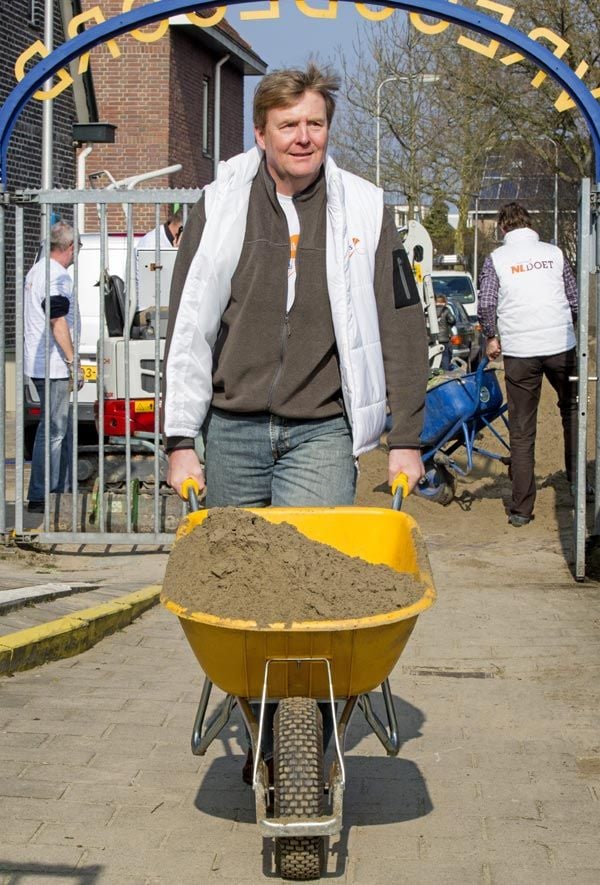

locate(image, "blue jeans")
[[203, 409, 356, 759], [27, 377, 72, 503], [204, 409, 356, 508]]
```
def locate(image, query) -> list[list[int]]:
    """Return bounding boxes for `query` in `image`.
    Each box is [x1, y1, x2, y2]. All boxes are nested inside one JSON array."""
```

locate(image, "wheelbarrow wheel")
[[274, 697, 324, 881], [414, 464, 455, 506]]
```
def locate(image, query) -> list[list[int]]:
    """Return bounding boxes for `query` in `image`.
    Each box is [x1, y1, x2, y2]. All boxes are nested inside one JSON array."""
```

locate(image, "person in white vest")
[[478, 202, 578, 527], [163, 64, 429, 783], [24, 220, 82, 513]]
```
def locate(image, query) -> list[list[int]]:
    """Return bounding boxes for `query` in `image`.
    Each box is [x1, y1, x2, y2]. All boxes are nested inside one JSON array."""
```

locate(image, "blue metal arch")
[[1, 0, 600, 184]]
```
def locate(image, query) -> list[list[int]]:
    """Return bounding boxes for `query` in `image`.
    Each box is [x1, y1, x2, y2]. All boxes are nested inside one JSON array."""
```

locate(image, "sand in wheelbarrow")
[[161, 508, 426, 626]]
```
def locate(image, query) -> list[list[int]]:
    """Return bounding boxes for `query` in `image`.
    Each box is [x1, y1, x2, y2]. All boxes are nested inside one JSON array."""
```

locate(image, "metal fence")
[[0, 183, 598, 578], [1, 187, 201, 546]]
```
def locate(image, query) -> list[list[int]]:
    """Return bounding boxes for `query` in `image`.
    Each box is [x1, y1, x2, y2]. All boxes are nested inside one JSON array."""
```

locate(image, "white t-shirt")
[[277, 194, 300, 312], [24, 257, 79, 379]]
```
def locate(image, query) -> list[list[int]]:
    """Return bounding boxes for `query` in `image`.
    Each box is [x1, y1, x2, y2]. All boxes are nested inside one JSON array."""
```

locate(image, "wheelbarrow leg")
[[357, 678, 400, 756], [191, 677, 237, 756]]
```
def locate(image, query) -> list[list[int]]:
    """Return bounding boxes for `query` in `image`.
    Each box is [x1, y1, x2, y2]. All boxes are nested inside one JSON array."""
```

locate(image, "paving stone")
[[62, 779, 189, 808], [1, 777, 68, 800], [77, 846, 216, 881], [0, 844, 86, 872], [487, 865, 600, 885], [19, 760, 143, 785], [0, 743, 95, 765], [0, 796, 116, 826]]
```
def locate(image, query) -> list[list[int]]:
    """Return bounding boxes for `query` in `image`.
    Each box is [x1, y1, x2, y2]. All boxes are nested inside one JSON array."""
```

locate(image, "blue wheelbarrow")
[[415, 357, 510, 504]]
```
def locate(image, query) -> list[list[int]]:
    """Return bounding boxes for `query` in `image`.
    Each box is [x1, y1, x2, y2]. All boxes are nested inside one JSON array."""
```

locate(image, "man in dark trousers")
[[478, 202, 578, 527]]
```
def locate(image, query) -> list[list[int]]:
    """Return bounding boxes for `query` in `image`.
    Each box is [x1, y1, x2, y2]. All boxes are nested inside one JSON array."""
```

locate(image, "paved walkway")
[[1, 535, 599, 884]]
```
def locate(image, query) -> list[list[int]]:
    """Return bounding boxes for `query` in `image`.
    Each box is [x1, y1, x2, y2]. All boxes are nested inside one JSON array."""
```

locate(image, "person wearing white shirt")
[[24, 221, 81, 512]]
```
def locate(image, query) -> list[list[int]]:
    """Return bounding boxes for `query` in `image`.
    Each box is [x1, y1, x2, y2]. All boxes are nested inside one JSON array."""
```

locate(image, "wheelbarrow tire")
[[414, 464, 455, 506], [274, 697, 324, 881]]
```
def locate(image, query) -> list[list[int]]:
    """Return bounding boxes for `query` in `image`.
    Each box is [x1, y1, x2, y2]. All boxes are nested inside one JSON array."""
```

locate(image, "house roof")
[[170, 9, 267, 76]]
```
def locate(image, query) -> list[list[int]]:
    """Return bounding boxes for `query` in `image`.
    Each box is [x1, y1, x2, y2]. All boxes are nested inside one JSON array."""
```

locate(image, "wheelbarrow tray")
[[421, 367, 504, 448], [162, 506, 435, 699]]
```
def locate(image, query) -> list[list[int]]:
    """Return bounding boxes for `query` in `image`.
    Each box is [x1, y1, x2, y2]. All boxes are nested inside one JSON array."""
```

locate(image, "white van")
[[431, 270, 478, 321]]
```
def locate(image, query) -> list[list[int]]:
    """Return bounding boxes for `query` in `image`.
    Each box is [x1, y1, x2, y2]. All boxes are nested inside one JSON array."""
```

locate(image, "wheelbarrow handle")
[[391, 472, 409, 511], [181, 477, 201, 512]]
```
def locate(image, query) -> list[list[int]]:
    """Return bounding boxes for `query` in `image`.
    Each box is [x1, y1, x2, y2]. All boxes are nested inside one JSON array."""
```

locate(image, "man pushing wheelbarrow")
[[161, 63, 430, 879], [163, 62, 428, 767]]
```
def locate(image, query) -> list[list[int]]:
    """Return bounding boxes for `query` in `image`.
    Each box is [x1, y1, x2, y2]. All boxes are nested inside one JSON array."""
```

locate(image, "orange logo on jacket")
[[348, 237, 364, 259]]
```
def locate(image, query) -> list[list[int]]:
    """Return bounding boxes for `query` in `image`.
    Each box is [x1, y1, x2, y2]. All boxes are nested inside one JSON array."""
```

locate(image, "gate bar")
[[0, 194, 5, 535], [575, 179, 592, 579]]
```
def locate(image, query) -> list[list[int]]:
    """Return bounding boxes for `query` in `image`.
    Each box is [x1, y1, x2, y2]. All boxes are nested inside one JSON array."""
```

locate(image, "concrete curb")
[[0, 586, 161, 675]]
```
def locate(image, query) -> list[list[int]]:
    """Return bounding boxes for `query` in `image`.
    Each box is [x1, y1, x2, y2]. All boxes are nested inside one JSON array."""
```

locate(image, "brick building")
[[78, 3, 266, 229]]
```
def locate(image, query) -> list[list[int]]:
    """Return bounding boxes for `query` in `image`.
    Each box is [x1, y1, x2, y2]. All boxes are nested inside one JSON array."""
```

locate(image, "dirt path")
[[355, 361, 598, 588]]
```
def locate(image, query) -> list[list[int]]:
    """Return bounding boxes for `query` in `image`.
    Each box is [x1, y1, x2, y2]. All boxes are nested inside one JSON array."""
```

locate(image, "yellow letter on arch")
[[67, 6, 121, 74], [241, 1, 280, 20], [501, 27, 569, 89], [410, 0, 458, 35], [186, 7, 227, 27], [14, 39, 74, 100], [457, 0, 515, 60], [295, 1, 337, 18], [554, 60, 600, 112], [356, 3, 394, 22], [122, 0, 169, 43]]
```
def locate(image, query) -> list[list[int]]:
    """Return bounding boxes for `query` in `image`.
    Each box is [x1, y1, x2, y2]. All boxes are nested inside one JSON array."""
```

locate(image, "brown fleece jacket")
[[164, 161, 428, 450]]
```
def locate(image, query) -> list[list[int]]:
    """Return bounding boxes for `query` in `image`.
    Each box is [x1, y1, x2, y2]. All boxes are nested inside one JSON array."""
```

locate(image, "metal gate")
[[1, 187, 200, 545], [1, 183, 598, 568]]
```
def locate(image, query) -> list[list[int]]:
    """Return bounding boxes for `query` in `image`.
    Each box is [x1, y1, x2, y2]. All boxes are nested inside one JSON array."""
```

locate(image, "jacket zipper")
[[266, 312, 291, 410], [267, 199, 299, 410]]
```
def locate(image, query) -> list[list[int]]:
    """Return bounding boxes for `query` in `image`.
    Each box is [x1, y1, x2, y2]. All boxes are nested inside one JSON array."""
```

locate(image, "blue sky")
[[229, 1, 373, 147]]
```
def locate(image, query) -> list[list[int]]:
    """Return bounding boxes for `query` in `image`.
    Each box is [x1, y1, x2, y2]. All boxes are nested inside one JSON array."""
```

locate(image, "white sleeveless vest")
[[165, 148, 386, 456], [491, 228, 575, 357]]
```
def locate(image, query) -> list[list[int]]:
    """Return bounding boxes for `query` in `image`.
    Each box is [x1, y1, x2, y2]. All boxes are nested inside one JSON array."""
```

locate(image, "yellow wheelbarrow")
[[161, 478, 436, 881]]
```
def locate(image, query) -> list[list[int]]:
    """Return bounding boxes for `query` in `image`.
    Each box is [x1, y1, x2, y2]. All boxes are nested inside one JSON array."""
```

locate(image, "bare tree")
[[330, 2, 595, 264], [331, 18, 443, 219]]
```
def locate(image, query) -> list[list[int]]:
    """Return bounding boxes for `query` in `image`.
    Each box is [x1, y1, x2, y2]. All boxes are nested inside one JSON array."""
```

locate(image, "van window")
[[432, 275, 475, 304]]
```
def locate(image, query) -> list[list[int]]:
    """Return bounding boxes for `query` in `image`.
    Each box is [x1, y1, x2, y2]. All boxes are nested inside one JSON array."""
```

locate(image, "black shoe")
[[508, 513, 532, 527], [27, 500, 45, 513]]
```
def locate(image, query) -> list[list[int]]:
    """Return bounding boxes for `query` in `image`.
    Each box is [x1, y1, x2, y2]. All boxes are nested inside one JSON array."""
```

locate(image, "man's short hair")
[[50, 220, 74, 252], [498, 202, 532, 233], [253, 62, 340, 130]]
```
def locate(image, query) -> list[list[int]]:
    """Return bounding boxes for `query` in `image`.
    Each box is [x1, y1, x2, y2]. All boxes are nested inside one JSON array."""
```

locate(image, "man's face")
[[254, 90, 329, 196], [54, 241, 75, 269]]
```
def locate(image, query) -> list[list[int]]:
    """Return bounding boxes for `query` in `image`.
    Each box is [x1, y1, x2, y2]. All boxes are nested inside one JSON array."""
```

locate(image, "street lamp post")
[[472, 193, 480, 285], [376, 77, 399, 189], [540, 135, 559, 244], [375, 74, 439, 191]]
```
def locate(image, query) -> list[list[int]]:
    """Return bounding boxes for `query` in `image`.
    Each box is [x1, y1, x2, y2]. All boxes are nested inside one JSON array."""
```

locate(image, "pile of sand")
[[161, 508, 425, 626]]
